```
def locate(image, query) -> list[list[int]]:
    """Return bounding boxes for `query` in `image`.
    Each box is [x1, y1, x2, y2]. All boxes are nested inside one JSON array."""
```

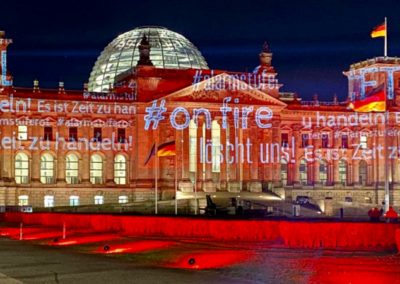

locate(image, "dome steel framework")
[[88, 26, 209, 92]]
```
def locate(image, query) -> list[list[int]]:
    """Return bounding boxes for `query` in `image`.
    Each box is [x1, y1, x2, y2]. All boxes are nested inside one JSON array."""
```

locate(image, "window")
[[90, 154, 103, 184], [117, 128, 126, 142], [281, 159, 288, 186], [44, 127, 53, 141], [18, 126, 27, 140], [119, 195, 128, 204], [18, 195, 29, 206], [359, 160, 367, 185], [319, 159, 327, 185], [322, 133, 329, 148], [339, 160, 347, 186], [94, 127, 102, 141], [114, 155, 126, 184], [360, 135, 367, 149], [66, 154, 79, 184], [211, 121, 220, 173], [70, 195, 79, 206], [281, 133, 289, 147], [40, 153, 54, 184], [15, 153, 29, 184], [299, 159, 307, 185], [301, 134, 309, 148], [44, 196, 54, 208], [94, 195, 104, 205], [69, 127, 78, 141], [341, 135, 348, 148]]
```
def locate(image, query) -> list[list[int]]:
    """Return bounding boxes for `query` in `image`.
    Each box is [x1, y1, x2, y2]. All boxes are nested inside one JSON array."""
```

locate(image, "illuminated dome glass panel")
[[88, 26, 209, 92]]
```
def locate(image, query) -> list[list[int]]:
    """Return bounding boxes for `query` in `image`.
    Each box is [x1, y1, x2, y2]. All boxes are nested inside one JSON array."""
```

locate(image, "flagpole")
[[384, 17, 388, 57], [194, 170, 197, 215], [384, 105, 389, 213], [175, 154, 177, 215], [155, 141, 158, 215]]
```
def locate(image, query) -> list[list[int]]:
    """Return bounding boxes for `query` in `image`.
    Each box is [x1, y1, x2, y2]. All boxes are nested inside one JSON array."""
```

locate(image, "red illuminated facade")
[[1, 28, 400, 216]]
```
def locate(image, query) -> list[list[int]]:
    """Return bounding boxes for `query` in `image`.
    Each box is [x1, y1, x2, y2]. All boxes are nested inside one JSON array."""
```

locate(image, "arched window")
[[119, 195, 128, 203], [319, 159, 327, 185], [299, 159, 307, 185], [281, 159, 288, 186], [359, 160, 367, 186], [44, 196, 54, 207], [18, 195, 29, 206], [211, 120, 221, 173], [94, 195, 104, 205], [15, 153, 29, 184], [114, 155, 126, 185], [40, 153, 54, 184], [90, 154, 103, 184], [189, 119, 197, 182], [66, 154, 79, 184], [70, 195, 79, 206], [339, 160, 347, 186]]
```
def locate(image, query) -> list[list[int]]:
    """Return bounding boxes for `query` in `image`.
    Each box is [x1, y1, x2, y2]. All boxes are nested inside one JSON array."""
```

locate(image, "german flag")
[[157, 141, 176, 157], [371, 23, 386, 38], [143, 141, 176, 166], [348, 84, 386, 112]]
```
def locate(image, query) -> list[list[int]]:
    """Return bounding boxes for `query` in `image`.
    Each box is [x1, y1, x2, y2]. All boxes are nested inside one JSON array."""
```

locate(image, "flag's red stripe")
[[372, 24, 386, 32], [157, 145, 176, 156]]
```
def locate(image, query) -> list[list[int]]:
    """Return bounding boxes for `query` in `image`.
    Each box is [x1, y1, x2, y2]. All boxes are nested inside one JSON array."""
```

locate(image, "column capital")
[[293, 124, 302, 132], [272, 120, 280, 128]]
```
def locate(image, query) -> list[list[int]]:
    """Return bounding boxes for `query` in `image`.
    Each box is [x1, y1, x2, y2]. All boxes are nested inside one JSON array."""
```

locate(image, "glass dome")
[[88, 26, 209, 92]]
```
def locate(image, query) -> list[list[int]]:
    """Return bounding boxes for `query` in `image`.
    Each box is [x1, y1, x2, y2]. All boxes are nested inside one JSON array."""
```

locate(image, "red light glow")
[[94, 240, 175, 254], [10, 231, 63, 240], [169, 250, 252, 269], [293, 255, 400, 283], [0, 227, 44, 237], [48, 234, 120, 246]]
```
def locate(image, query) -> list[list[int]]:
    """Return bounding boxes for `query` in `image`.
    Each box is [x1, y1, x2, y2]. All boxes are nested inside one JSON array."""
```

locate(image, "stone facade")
[[1, 31, 400, 211]]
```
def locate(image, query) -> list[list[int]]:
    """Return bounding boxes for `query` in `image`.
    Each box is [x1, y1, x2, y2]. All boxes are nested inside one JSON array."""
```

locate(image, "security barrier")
[[1, 212, 399, 249]]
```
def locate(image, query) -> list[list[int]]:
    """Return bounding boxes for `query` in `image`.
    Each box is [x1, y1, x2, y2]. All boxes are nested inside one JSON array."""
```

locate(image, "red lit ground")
[[0, 226, 400, 283]]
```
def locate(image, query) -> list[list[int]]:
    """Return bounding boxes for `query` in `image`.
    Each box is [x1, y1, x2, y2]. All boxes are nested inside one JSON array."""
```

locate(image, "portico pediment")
[[159, 73, 286, 107]]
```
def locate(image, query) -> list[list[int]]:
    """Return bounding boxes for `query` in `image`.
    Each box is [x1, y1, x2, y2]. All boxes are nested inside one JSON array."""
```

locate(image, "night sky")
[[2, 0, 399, 101]]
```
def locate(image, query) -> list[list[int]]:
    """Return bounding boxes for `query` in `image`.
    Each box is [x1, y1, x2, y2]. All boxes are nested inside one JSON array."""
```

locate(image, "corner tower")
[[0, 31, 13, 87], [252, 42, 282, 98], [344, 57, 400, 106]]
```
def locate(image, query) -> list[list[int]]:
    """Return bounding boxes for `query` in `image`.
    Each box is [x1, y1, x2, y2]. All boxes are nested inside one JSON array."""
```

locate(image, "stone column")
[[179, 117, 193, 192], [56, 116, 67, 186], [392, 129, 399, 184], [228, 119, 240, 192], [272, 120, 281, 187], [203, 120, 215, 192], [377, 123, 386, 187], [105, 122, 116, 186], [292, 124, 301, 185], [264, 129, 272, 183], [313, 127, 321, 187], [82, 116, 91, 186], [249, 121, 261, 192], [351, 127, 360, 186], [31, 115, 41, 184], [129, 118, 137, 186], [217, 117, 227, 191], [196, 118, 204, 191], [333, 127, 341, 187]]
